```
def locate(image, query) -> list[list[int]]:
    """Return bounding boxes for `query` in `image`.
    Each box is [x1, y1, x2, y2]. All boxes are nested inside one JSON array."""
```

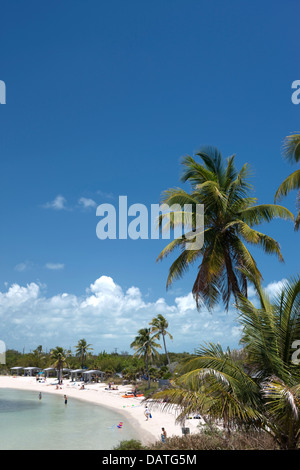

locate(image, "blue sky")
[[0, 0, 299, 355]]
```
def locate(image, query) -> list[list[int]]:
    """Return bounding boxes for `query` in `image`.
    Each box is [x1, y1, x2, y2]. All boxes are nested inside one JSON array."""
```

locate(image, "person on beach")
[[161, 428, 167, 443], [144, 406, 150, 421]]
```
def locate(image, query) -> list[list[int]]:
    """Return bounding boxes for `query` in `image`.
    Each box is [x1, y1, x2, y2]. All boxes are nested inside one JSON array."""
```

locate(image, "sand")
[[0, 375, 201, 446]]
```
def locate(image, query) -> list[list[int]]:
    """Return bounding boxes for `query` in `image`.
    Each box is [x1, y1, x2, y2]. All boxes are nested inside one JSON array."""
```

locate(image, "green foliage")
[[147, 431, 277, 450], [3, 345, 188, 382], [158, 146, 294, 310], [275, 133, 300, 230], [113, 439, 145, 450], [130, 328, 162, 389], [149, 276, 300, 449]]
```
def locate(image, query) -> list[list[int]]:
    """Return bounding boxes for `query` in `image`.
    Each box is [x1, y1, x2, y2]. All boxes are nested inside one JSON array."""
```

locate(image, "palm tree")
[[32, 345, 46, 368], [275, 133, 300, 230], [50, 346, 70, 384], [157, 146, 294, 310], [130, 328, 161, 389], [149, 276, 300, 449], [149, 314, 173, 373], [74, 339, 93, 369]]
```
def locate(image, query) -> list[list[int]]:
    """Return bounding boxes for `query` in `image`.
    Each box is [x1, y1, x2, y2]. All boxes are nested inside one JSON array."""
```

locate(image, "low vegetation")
[[114, 429, 277, 450]]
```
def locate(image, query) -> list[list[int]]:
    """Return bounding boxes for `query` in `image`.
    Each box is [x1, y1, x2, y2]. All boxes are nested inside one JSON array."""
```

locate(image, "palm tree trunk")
[[146, 355, 150, 390], [162, 334, 172, 374]]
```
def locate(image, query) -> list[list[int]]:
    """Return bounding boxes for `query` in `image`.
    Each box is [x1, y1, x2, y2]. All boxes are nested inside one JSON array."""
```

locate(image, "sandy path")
[[0, 375, 201, 446]]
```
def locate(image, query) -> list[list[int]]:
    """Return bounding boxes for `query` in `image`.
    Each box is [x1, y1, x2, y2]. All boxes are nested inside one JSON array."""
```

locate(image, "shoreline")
[[0, 375, 200, 447]]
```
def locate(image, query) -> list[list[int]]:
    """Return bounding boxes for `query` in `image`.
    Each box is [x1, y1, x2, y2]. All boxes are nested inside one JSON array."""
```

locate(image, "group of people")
[[37, 380, 167, 444], [108, 382, 118, 390]]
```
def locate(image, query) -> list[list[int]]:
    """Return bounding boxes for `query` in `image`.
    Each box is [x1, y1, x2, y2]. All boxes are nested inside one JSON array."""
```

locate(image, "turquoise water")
[[0, 388, 138, 450]]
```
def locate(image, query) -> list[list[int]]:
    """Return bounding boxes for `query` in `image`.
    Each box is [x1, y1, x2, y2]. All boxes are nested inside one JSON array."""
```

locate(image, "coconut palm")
[[50, 346, 70, 384], [149, 314, 173, 373], [130, 328, 161, 389], [157, 146, 294, 310], [149, 276, 300, 449], [32, 345, 46, 368], [75, 339, 93, 369], [275, 133, 300, 230]]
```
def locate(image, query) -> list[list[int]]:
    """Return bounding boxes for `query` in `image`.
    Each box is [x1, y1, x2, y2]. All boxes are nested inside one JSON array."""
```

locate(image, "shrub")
[[113, 439, 145, 450], [147, 431, 277, 450]]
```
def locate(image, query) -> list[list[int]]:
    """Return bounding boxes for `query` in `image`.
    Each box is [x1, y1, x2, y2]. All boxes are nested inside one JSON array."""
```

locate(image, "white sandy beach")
[[0, 375, 201, 447]]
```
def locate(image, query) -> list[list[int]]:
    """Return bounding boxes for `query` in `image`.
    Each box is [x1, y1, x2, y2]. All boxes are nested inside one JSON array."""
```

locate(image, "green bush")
[[147, 431, 277, 450], [113, 439, 145, 450]]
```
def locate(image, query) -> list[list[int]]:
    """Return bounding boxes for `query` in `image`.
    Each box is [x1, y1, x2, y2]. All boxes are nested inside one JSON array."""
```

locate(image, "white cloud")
[[43, 195, 68, 210], [42, 195, 98, 212], [175, 292, 198, 313], [246, 279, 288, 305], [45, 263, 65, 270], [0, 282, 40, 310], [0, 275, 241, 354], [78, 197, 97, 209], [14, 262, 33, 272], [96, 190, 114, 200], [265, 279, 288, 298], [1, 276, 285, 354]]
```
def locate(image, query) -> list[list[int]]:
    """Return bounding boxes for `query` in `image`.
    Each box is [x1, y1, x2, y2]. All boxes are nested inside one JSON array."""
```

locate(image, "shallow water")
[[0, 388, 138, 450]]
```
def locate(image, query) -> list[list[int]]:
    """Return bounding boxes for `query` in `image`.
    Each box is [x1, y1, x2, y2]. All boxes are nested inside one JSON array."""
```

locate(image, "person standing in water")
[[64, 394, 67, 405], [38, 392, 42, 400]]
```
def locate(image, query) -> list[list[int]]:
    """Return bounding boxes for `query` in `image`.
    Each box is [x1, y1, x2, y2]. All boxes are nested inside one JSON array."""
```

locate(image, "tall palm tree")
[[275, 133, 300, 230], [149, 314, 173, 373], [32, 345, 46, 368], [50, 347, 70, 384], [75, 339, 93, 369], [149, 276, 300, 449], [157, 146, 294, 310], [130, 328, 161, 389]]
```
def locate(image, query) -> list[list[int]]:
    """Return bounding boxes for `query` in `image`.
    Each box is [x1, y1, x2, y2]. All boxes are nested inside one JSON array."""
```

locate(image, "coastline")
[[0, 375, 200, 447]]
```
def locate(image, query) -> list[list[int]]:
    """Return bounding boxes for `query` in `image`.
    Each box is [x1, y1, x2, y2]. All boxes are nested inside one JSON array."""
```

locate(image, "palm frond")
[[274, 170, 300, 202], [240, 204, 294, 226], [282, 133, 300, 164]]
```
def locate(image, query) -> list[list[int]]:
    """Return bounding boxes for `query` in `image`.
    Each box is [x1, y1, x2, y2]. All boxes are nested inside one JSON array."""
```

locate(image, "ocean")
[[0, 388, 138, 450]]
